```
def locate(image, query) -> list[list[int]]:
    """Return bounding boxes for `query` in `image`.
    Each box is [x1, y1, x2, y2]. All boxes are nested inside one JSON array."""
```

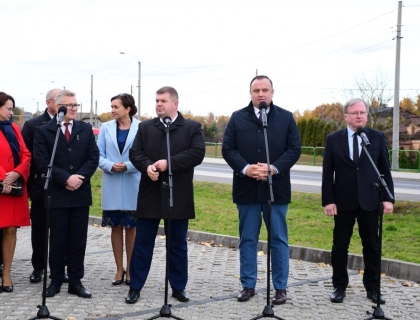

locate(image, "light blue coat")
[[98, 118, 141, 211]]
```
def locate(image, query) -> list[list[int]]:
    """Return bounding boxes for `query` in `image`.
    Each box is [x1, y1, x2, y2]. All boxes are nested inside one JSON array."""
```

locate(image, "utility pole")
[[90, 75, 94, 127], [392, 1, 403, 170]]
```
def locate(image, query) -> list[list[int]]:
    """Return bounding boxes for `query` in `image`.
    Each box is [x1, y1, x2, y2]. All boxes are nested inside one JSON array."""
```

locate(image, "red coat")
[[0, 122, 31, 228]]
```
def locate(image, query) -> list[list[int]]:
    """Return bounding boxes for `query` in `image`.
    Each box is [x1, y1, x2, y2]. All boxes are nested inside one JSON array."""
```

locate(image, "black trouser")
[[331, 208, 380, 291], [30, 200, 46, 271]]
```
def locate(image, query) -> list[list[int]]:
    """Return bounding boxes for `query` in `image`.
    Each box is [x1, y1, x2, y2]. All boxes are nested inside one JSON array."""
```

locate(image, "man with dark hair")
[[222, 75, 301, 304], [126, 86, 205, 304], [22, 88, 62, 284], [322, 97, 394, 304], [33, 90, 99, 298]]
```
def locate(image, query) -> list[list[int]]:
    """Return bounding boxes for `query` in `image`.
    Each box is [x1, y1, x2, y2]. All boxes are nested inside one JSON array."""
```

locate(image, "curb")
[[89, 216, 420, 283]]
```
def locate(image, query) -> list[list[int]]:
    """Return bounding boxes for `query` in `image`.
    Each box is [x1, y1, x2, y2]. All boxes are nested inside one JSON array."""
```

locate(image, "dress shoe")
[[125, 279, 130, 286], [68, 284, 92, 298], [112, 270, 126, 285], [237, 287, 255, 302], [272, 289, 287, 305], [1, 280, 13, 293], [45, 284, 61, 297], [30, 269, 43, 283], [367, 288, 386, 304], [172, 290, 189, 302], [63, 272, 69, 283], [330, 288, 346, 303], [125, 289, 140, 304]]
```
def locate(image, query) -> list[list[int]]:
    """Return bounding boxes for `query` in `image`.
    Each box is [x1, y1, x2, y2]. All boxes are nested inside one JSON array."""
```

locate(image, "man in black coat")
[[21, 88, 61, 283], [33, 90, 99, 298], [322, 98, 394, 304], [222, 75, 301, 305], [126, 86, 205, 304]]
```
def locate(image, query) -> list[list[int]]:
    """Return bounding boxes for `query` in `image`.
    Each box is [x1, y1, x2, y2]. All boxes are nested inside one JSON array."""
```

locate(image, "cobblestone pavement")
[[1, 225, 419, 320]]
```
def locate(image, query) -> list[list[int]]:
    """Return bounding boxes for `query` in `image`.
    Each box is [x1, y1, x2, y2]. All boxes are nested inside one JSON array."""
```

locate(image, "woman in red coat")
[[0, 92, 31, 293]]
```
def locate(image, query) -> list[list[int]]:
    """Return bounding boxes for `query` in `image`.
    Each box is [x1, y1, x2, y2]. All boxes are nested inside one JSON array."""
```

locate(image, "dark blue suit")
[[21, 109, 52, 271], [322, 127, 394, 291], [33, 118, 99, 286]]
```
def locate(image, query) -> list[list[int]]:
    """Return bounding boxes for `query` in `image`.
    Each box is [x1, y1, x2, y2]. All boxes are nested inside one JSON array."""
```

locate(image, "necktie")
[[258, 111, 262, 122], [353, 133, 359, 164], [64, 123, 71, 142]]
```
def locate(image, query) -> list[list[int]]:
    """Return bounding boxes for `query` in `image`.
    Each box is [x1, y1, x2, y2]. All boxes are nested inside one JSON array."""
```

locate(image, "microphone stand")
[[251, 109, 285, 320], [361, 142, 394, 320], [148, 121, 183, 320], [29, 123, 62, 320]]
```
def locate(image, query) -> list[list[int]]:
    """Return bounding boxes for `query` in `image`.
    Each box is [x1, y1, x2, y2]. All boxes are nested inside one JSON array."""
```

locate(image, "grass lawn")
[[90, 170, 420, 264]]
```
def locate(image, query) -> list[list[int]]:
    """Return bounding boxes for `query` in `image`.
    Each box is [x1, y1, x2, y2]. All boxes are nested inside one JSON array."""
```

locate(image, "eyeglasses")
[[59, 104, 80, 109], [346, 112, 368, 116]]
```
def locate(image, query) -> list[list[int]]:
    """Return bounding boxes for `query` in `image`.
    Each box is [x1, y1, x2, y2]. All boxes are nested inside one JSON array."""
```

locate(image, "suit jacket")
[[98, 118, 141, 211], [129, 112, 205, 219], [322, 127, 394, 211], [222, 102, 301, 204], [21, 108, 53, 201], [33, 118, 99, 208]]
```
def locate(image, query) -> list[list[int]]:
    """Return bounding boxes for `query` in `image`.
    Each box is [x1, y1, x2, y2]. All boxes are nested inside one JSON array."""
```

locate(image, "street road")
[[194, 162, 420, 202]]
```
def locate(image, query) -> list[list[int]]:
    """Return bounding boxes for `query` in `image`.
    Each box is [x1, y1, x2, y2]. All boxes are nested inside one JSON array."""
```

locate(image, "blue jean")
[[237, 203, 289, 290], [130, 218, 189, 291]]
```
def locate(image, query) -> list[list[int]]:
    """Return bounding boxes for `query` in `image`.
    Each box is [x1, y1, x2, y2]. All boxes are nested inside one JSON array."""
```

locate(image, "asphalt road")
[[195, 160, 420, 202]]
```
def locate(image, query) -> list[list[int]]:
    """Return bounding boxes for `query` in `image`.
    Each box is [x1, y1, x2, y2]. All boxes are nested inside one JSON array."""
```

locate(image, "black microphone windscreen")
[[356, 127, 365, 135], [163, 116, 171, 124], [258, 101, 268, 110], [58, 106, 68, 115]]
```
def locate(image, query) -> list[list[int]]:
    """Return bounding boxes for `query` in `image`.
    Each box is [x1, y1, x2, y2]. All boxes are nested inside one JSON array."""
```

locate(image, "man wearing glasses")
[[33, 90, 99, 298], [322, 98, 394, 304]]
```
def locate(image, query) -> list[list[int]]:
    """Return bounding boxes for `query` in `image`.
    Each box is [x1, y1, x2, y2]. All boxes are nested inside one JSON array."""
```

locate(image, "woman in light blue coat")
[[98, 93, 141, 286]]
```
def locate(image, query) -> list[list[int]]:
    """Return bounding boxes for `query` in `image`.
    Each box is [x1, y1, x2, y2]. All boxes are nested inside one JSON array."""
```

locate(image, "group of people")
[[0, 74, 394, 308]]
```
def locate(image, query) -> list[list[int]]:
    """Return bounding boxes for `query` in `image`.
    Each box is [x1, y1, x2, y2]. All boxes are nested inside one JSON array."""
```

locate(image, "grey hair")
[[46, 88, 62, 100], [55, 90, 76, 104], [343, 98, 369, 114]]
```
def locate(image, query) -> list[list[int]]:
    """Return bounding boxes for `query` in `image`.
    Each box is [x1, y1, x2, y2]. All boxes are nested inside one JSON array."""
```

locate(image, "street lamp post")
[[120, 52, 141, 119]]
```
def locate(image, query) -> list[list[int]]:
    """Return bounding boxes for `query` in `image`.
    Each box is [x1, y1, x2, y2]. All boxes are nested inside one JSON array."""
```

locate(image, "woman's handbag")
[[0, 177, 23, 196]]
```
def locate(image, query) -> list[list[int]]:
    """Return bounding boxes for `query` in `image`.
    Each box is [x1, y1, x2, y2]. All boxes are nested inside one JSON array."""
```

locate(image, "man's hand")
[[147, 165, 159, 181], [112, 162, 127, 173], [65, 174, 85, 191], [245, 164, 261, 180], [324, 203, 337, 216], [153, 159, 168, 172], [383, 201, 393, 214]]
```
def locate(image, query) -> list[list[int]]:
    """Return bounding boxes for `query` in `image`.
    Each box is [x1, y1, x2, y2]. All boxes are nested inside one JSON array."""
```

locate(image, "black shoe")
[[68, 284, 92, 298], [112, 270, 126, 285], [63, 272, 69, 283], [45, 284, 61, 298], [330, 288, 346, 303], [125, 279, 130, 286], [237, 287, 255, 302], [30, 269, 43, 283], [172, 290, 189, 302], [1, 279, 13, 293], [367, 288, 386, 304], [125, 289, 140, 304]]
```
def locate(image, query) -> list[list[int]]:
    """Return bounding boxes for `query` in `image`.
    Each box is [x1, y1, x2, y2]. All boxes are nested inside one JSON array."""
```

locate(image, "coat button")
[[257, 149, 261, 152], [69, 165, 73, 169], [68, 148, 72, 151]]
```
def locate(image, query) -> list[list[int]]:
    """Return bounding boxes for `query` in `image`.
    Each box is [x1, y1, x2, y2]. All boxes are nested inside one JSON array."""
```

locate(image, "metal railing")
[[205, 143, 420, 172]]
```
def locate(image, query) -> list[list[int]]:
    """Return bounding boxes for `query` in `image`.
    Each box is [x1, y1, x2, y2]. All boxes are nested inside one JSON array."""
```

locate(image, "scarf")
[[0, 117, 21, 167]]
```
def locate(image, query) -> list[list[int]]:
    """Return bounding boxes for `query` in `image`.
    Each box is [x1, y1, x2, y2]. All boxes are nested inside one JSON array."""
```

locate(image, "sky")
[[1, 0, 420, 118]]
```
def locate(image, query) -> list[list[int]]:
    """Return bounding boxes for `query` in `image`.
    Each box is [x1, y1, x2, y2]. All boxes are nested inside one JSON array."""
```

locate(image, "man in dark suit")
[[22, 88, 62, 283], [322, 98, 394, 304], [222, 75, 301, 304], [126, 86, 205, 304], [33, 90, 99, 298]]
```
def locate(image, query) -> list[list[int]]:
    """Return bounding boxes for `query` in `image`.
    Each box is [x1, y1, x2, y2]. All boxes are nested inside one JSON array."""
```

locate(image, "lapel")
[[106, 120, 119, 153], [246, 102, 260, 125], [68, 121, 83, 144], [338, 128, 352, 163], [122, 118, 139, 154], [156, 112, 184, 132]]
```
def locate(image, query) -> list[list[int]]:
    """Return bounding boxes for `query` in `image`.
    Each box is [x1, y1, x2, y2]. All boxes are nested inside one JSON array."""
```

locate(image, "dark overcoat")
[[33, 118, 99, 208], [322, 127, 394, 211], [129, 113, 205, 219], [21, 108, 52, 201], [222, 102, 301, 204]]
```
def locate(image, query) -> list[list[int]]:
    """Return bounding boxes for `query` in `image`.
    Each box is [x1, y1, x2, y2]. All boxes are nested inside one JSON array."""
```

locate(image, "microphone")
[[56, 106, 67, 127], [163, 116, 172, 126], [258, 101, 268, 127], [356, 127, 370, 147]]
